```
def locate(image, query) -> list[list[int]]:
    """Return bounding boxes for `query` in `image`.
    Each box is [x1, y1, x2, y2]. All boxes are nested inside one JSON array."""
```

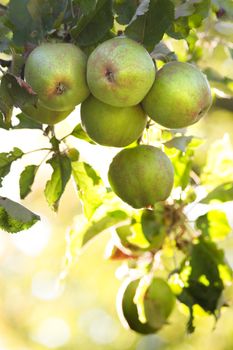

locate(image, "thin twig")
[[24, 148, 52, 155]]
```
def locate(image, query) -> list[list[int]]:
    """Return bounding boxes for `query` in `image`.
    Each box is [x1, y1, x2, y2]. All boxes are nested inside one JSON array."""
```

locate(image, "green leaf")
[[83, 210, 128, 247], [49, 136, 60, 151], [13, 112, 43, 130], [71, 123, 96, 144], [201, 182, 233, 203], [214, 20, 233, 37], [0, 73, 38, 110], [168, 0, 211, 39], [8, 0, 41, 45], [116, 223, 150, 250], [72, 161, 106, 219], [171, 151, 193, 190], [70, 209, 128, 250], [0, 19, 11, 52], [204, 67, 233, 85], [0, 147, 24, 187], [125, 0, 174, 52], [8, 0, 69, 45], [44, 153, 72, 211], [188, 0, 211, 27], [204, 68, 233, 97], [164, 137, 203, 192], [178, 240, 226, 314], [0, 38, 10, 53], [33, 0, 69, 30], [127, 0, 150, 18], [175, 1, 197, 18], [0, 112, 10, 130], [167, 16, 190, 39], [116, 206, 167, 252], [74, 0, 97, 15], [113, 0, 138, 25], [196, 210, 231, 241], [0, 196, 40, 233], [176, 0, 211, 22], [10, 52, 25, 76], [25, 0, 41, 22], [64, 194, 130, 270], [19, 164, 38, 199], [0, 74, 14, 123], [164, 136, 193, 152], [150, 42, 177, 62], [186, 30, 203, 61], [71, 0, 114, 46]]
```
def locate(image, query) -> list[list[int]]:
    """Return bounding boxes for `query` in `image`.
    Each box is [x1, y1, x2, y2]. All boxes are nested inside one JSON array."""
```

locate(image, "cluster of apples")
[[24, 37, 212, 209]]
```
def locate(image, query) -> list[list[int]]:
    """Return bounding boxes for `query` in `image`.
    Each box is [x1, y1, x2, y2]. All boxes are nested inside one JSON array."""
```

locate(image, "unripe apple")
[[25, 43, 90, 111], [117, 279, 157, 334], [144, 278, 175, 329], [142, 61, 212, 128], [81, 95, 147, 147], [21, 100, 73, 125], [66, 148, 80, 162], [87, 37, 156, 107], [108, 145, 174, 208]]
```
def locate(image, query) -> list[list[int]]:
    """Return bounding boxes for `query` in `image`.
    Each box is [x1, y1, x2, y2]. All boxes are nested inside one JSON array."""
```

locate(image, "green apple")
[[144, 278, 175, 329], [117, 279, 157, 334], [87, 37, 156, 107], [66, 148, 80, 162], [25, 43, 90, 111], [108, 145, 174, 209], [142, 61, 212, 129], [21, 100, 73, 125], [116, 208, 167, 252], [81, 95, 147, 147], [141, 208, 167, 249]]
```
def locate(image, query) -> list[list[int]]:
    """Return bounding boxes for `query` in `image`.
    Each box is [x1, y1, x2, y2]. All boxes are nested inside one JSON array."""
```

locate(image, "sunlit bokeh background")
[[0, 7, 233, 349]]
